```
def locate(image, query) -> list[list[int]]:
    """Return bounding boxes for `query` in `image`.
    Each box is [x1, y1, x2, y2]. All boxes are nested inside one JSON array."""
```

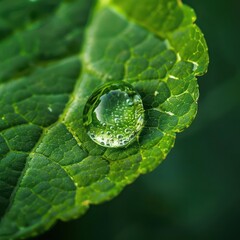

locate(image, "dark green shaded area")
[[0, 0, 92, 83], [0, 153, 27, 217], [0, 0, 61, 40]]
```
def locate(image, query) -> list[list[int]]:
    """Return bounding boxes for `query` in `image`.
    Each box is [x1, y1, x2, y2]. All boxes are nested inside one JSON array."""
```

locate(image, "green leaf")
[[0, 0, 209, 239]]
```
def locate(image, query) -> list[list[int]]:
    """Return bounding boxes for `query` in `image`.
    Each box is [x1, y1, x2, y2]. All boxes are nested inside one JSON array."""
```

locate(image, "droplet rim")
[[83, 81, 145, 148]]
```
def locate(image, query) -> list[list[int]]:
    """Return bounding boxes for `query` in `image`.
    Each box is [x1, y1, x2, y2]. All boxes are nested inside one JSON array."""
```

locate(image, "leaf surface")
[[0, 0, 208, 239]]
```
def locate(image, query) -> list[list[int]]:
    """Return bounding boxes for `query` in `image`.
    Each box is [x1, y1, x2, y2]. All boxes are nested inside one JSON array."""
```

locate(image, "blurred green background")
[[36, 0, 240, 239]]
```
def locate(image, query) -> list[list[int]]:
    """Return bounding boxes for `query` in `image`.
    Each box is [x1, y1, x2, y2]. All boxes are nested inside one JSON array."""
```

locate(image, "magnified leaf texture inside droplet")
[[0, 0, 209, 239], [84, 82, 144, 148]]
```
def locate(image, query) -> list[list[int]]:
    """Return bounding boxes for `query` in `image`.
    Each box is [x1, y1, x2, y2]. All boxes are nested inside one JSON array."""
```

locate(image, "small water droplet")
[[130, 134, 135, 139], [126, 99, 133, 106], [83, 81, 145, 148], [90, 133, 95, 138], [117, 134, 123, 139], [48, 106, 53, 112], [114, 118, 120, 123], [133, 95, 141, 103]]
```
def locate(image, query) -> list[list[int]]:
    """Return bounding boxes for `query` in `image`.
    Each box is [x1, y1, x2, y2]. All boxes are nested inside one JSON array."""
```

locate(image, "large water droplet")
[[83, 81, 145, 148]]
